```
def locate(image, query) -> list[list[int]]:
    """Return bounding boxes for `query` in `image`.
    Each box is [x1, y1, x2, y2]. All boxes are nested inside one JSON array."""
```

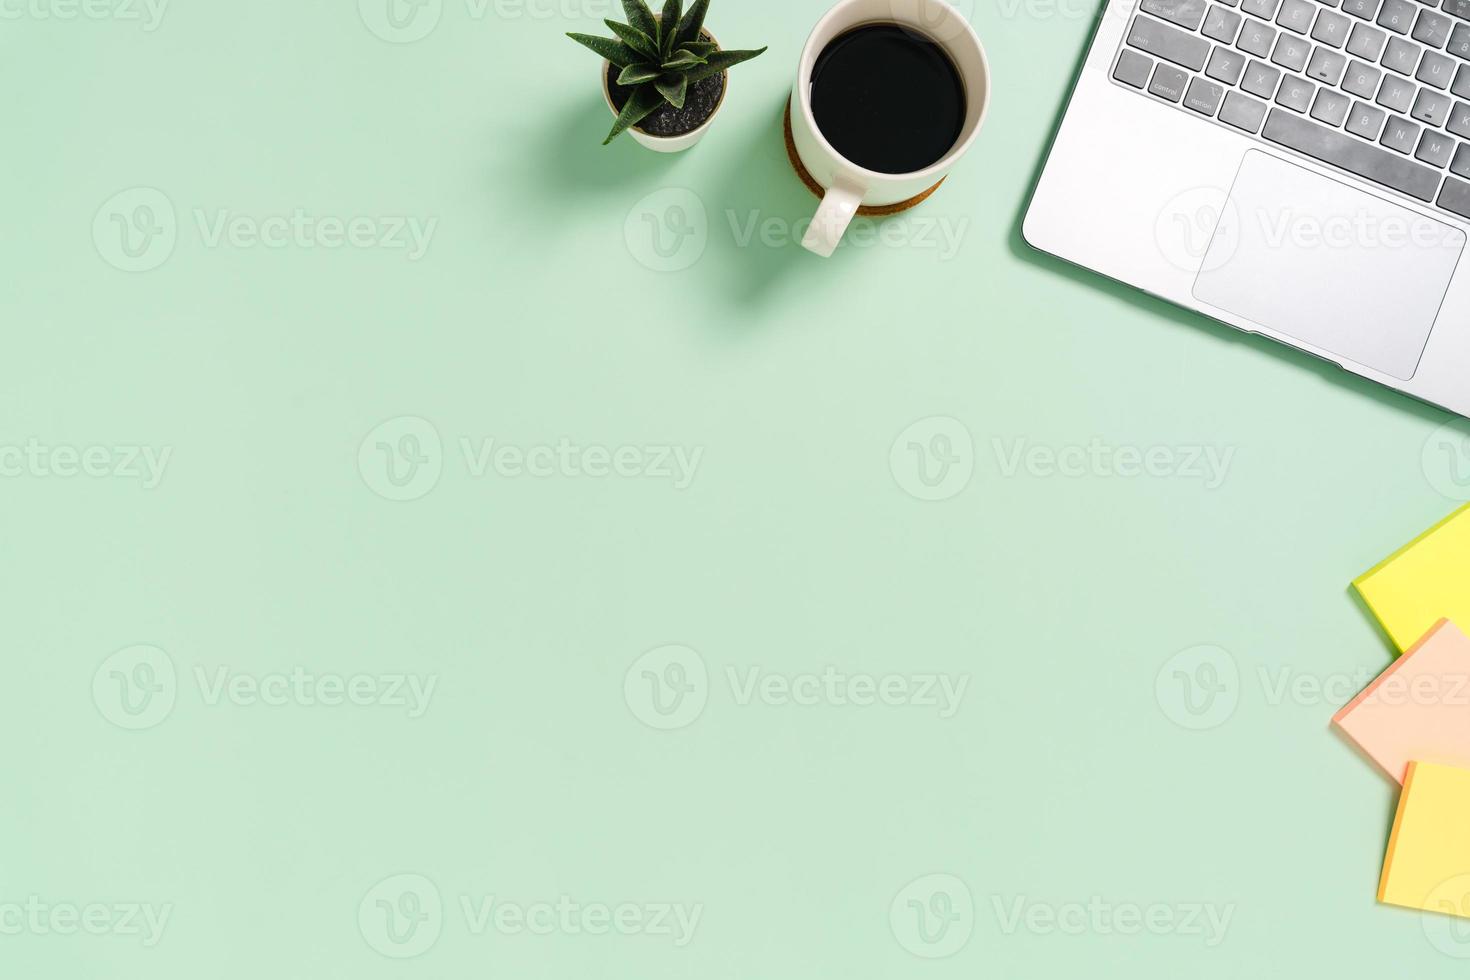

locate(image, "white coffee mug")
[[791, 0, 991, 257]]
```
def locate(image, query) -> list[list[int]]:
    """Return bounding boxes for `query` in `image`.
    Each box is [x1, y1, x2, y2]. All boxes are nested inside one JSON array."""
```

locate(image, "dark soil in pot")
[[606, 63, 727, 139]]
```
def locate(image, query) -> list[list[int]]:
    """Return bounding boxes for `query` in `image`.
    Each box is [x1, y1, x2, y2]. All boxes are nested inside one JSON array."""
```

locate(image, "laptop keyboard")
[[1113, 0, 1470, 219]]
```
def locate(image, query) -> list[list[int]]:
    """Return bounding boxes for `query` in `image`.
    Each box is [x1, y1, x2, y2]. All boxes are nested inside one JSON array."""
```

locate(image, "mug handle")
[[801, 179, 866, 258]]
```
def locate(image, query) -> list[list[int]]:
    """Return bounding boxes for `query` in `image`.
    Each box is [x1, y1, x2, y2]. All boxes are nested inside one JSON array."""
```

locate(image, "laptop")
[[1025, 0, 1470, 419]]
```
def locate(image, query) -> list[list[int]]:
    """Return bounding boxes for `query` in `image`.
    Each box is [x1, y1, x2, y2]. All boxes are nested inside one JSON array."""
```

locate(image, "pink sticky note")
[[1333, 620, 1470, 784]]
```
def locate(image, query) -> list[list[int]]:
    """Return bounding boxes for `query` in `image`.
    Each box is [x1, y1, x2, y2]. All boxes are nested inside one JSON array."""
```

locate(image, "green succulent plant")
[[568, 0, 766, 145]]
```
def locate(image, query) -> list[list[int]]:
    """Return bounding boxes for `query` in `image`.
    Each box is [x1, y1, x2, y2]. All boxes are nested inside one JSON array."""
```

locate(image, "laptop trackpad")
[[1192, 151, 1464, 380]]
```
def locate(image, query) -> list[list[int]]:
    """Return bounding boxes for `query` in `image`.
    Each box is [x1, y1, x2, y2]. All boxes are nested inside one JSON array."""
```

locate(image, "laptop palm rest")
[[1192, 151, 1465, 381]]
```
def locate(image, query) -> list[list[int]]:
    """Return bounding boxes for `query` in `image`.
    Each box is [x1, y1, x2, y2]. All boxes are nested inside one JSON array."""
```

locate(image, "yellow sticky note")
[[1380, 761, 1470, 919], [1355, 504, 1470, 654]]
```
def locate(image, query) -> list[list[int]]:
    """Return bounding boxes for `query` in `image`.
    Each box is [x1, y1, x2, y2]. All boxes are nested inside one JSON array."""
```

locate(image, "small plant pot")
[[601, 29, 728, 153]]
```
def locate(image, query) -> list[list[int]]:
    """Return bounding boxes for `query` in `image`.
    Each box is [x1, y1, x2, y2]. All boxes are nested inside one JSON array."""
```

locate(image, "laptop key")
[[1377, 73, 1418, 110], [1381, 114, 1423, 152], [1263, 108, 1443, 199], [1347, 99, 1390, 136], [1381, 36, 1423, 73], [1242, 0, 1281, 17], [1313, 9, 1354, 44], [1142, 0, 1208, 29], [1204, 4, 1245, 39], [1447, 98, 1470, 134], [1277, 73, 1317, 109], [1244, 58, 1286, 95], [1417, 129, 1457, 165], [1347, 22, 1388, 57], [1445, 0, 1470, 21], [1452, 143, 1470, 177], [1456, 64, 1470, 98], [1413, 86, 1453, 123], [1273, 32, 1312, 68], [1185, 76, 1227, 113], [1277, 0, 1317, 31], [1207, 45, 1249, 82], [1239, 18, 1279, 54], [1309, 46, 1349, 82], [1128, 15, 1211, 68], [1344, 59, 1385, 95], [1129, 15, 1212, 69], [1343, 0, 1383, 19], [1312, 87, 1354, 122], [1378, 0, 1418, 32], [1413, 8, 1455, 45], [1149, 63, 1190, 101], [1114, 48, 1156, 87], [1450, 22, 1470, 57], [1418, 50, 1456, 89], [1220, 90, 1272, 129], [1439, 176, 1470, 218]]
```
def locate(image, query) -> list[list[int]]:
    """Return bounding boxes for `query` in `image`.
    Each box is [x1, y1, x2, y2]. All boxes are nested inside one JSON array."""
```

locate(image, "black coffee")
[[809, 24, 966, 175]]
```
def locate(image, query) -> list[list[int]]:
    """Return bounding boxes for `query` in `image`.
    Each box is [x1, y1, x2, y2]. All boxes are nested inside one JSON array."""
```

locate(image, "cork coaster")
[[782, 99, 945, 217]]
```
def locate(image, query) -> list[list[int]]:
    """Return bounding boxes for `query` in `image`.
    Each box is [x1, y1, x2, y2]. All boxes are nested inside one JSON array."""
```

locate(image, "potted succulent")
[[568, 0, 765, 151]]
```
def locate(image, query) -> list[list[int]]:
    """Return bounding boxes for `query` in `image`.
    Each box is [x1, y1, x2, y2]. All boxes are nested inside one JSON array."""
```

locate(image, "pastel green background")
[[5, 0, 1470, 976]]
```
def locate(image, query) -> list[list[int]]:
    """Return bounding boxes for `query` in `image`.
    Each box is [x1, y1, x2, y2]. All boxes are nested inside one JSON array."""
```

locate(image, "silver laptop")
[[1025, 0, 1470, 418]]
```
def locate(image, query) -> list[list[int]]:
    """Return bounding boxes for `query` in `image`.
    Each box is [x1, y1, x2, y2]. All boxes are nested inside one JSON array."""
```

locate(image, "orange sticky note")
[[1334, 620, 1470, 783], [1380, 761, 1470, 919]]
